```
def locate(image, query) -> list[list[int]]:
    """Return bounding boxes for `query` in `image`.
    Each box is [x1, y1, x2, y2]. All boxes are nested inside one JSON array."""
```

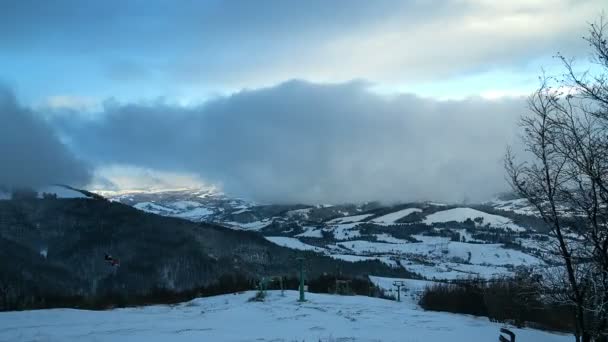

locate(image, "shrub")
[[419, 278, 575, 332], [248, 290, 266, 302]]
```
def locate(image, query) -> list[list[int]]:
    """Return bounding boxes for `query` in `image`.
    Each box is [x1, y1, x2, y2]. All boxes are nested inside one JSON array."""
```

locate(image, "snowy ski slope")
[[0, 291, 571, 342]]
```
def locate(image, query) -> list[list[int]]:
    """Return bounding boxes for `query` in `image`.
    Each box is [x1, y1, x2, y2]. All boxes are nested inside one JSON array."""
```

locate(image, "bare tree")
[[506, 15, 608, 342]]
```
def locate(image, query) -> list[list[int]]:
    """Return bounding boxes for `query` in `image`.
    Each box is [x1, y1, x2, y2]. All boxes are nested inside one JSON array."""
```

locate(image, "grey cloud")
[[0, 87, 90, 189], [53, 80, 525, 204]]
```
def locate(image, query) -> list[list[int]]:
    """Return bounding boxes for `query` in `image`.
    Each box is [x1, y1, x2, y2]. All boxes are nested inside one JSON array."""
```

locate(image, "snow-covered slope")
[[371, 208, 422, 224], [264, 236, 325, 252], [336, 238, 541, 266], [173, 207, 214, 220], [423, 207, 525, 232], [134, 201, 178, 215], [0, 290, 571, 342]]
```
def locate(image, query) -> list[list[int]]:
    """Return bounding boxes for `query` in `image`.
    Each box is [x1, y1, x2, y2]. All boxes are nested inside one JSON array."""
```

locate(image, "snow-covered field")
[[262, 224, 543, 280], [423, 208, 525, 232], [371, 208, 422, 224], [334, 237, 541, 266], [0, 291, 571, 342], [103, 189, 552, 282], [173, 207, 214, 220], [490, 198, 538, 216]]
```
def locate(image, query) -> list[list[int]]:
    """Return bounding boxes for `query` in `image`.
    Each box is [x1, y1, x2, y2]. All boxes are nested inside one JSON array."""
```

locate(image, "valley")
[[106, 188, 556, 283]]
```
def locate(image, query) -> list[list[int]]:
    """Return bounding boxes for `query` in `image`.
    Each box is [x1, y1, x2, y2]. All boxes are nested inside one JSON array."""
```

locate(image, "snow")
[[133, 202, 178, 214], [231, 208, 250, 215], [328, 214, 373, 224], [454, 228, 484, 243], [286, 208, 312, 219], [295, 227, 324, 238], [402, 262, 514, 280], [490, 198, 540, 216], [329, 254, 378, 263], [412, 236, 543, 266], [264, 236, 325, 252], [428, 202, 448, 206], [132, 201, 212, 221], [0, 290, 571, 342], [370, 208, 422, 224], [374, 233, 409, 244], [330, 223, 362, 240], [169, 201, 202, 210], [424, 208, 526, 232], [174, 207, 214, 220], [328, 254, 399, 267], [331, 237, 542, 280]]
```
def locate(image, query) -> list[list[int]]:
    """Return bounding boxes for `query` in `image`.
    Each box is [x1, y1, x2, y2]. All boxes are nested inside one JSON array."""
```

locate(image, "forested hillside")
[[0, 198, 408, 310]]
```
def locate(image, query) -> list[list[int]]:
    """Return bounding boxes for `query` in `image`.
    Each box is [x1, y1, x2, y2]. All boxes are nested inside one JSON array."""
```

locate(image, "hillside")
[[0, 197, 408, 310], [105, 188, 558, 282]]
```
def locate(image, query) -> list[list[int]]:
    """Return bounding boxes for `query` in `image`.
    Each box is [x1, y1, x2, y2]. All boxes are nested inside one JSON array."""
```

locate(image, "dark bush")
[[419, 282, 486, 316], [419, 278, 575, 332]]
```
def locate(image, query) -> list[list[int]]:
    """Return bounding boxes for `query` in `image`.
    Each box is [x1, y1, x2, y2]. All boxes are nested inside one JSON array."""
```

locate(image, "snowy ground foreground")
[[295, 226, 324, 238], [0, 291, 570, 342]]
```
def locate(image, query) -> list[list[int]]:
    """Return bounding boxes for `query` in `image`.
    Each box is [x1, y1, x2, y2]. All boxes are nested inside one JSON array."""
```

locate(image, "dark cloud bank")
[[51, 81, 526, 204], [0, 88, 90, 190]]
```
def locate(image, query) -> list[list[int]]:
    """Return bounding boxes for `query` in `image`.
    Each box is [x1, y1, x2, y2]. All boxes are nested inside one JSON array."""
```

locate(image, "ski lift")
[[104, 253, 120, 267]]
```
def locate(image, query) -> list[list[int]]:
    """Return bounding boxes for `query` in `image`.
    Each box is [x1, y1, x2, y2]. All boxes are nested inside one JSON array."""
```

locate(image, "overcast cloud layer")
[[2, 0, 599, 203], [0, 87, 90, 190], [50, 81, 525, 204]]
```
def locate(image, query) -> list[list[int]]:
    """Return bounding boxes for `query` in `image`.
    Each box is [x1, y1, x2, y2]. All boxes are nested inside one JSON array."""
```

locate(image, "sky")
[[0, 0, 605, 203]]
